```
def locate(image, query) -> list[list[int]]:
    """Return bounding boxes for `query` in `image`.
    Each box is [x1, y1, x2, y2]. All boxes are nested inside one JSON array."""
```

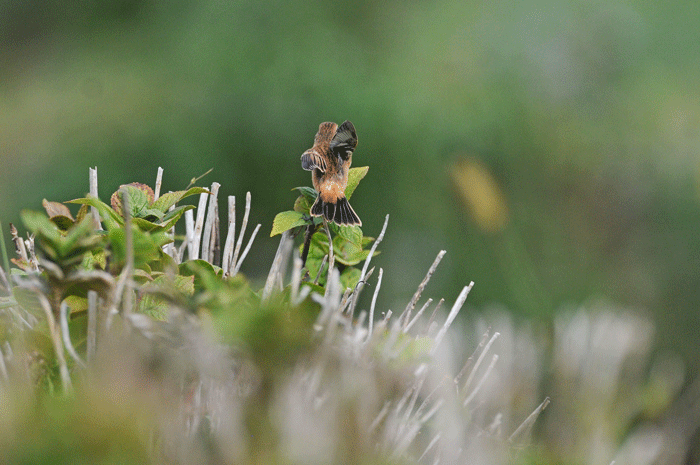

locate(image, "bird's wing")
[[329, 120, 358, 160], [301, 150, 327, 172]]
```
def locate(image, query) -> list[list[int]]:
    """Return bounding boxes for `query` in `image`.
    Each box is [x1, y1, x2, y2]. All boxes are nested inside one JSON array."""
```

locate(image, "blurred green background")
[[2, 0, 699, 373]]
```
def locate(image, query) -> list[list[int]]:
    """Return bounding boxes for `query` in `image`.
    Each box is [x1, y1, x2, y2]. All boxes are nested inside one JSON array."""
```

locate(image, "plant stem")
[[300, 222, 318, 268]]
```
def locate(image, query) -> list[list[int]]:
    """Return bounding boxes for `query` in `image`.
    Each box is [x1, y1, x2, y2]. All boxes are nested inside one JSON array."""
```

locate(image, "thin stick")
[[462, 330, 500, 393], [313, 255, 328, 285], [191, 191, 209, 260], [0, 345, 8, 384], [154, 167, 164, 200], [382, 309, 393, 324], [184, 209, 195, 261], [212, 200, 220, 266], [89, 167, 101, 229], [262, 231, 290, 303], [300, 222, 318, 268], [349, 214, 389, 315], [454, 329, 490, 386], [25, 236, 38, 272], [37, 293, 71, 393], [342, 267, 374, 315], [222, 196, 236, 275], [368, 401, 391, 434], [163, 203, 177, 260], [403, 298, 433, 334], [87, 290, 97, 365], [9, 223, 28, 263], [366, 267, 383, 343], [0, 222, 11, 287], [400, 250, 446, 330], [290, 254, 303, 305], [426, 298, 444, 330], [232, 224, 261, 276], [463, 354, 498, 406], [231, 192, 252, 272], [323, 220, 335, 288], [508, 397, 551, 444], [60, 301, 86, 369], [430, 282, 474, 355], [201, 182, 220, 263], [121, 188, 134, 320], [418, 433, 441, 463]]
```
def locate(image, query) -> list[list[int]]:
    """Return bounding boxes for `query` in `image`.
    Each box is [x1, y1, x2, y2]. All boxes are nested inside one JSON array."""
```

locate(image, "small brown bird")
[[300, 120, 361, 226]]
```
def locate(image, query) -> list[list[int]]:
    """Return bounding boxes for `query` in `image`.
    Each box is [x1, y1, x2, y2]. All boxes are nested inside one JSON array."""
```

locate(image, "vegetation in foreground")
[[0, 168, 696, 464]]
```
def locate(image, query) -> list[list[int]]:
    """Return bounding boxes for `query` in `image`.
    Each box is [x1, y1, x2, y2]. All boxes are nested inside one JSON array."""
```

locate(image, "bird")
[[300, 120, 362, 226]]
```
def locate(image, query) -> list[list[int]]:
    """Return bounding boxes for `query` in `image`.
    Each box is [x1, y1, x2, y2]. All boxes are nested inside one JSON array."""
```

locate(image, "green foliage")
[[271, 166, 376, 289], [69, 183, 208, 233]]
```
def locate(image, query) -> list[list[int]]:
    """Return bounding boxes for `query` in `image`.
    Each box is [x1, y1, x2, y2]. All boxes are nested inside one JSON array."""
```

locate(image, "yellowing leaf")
[[451, 158, 509, 233]]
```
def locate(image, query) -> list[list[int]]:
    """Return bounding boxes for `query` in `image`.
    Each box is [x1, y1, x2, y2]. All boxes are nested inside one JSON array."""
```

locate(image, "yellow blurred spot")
[[451, 158, 509, 233]]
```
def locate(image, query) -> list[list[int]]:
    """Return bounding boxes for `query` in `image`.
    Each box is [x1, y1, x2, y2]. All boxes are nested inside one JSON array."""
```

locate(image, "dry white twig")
[[233, 224, 261, 276], [367, 267, 383, 343], [400, 250, 446, 330], [191, 191, 209, 260], [154, 166, 164, 200], [508, 397, 551, 444], [89, 167, 101, 229], [201, 182, 220, 263], [349, 214, 389, 315], [231, 192, 252, 272], [87, 290, 97, 365], [463, 354, 499, 407], [462, 330, 500, 393], [431, 282, 474, 355], [222, 196, 236, 275], [262, 231, 291, 303]]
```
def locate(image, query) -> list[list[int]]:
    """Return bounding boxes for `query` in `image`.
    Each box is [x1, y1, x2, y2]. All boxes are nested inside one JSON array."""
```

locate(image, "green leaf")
[[152, 187, 210, 213], [138, 274, 196, 320], [67, 196, 123, 229], [293, 186, 318, 203], [336, 225, 363, 248], [108, 226, 170, 270], [20, 210, 62, 243], [121, 185, 151, 218], [159, 205, 195, 230], [270, 211, 307, 237], [294, 195, 313, 214], [339, 267, 361, 290], [131, 217, 163, 232], [345, 166, 369, 200]]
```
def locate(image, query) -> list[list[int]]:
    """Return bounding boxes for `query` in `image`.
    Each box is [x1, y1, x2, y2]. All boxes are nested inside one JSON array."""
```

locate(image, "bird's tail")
[[311, 195, 362, 226]]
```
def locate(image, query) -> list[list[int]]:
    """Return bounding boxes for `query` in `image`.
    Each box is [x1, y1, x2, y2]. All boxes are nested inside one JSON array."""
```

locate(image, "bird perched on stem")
[[300, 120, 361, 226]]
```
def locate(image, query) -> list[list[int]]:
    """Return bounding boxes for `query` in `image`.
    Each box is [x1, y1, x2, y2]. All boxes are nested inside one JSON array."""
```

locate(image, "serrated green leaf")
[[345, 166, 368, 200], [152, 187, 210, 213], [336, 225, 363, 248], [121, 185, 151, 218], [270, 211, 307, 237]]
